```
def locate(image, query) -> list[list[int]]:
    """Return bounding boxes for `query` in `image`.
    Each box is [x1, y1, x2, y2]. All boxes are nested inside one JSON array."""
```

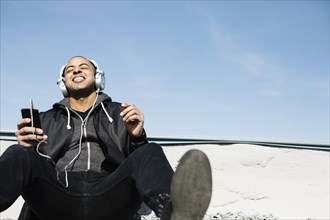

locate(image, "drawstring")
[[65, 107, 72, 130], [101, 102, 113, 123], [58, 121, 84, 188], [59, 92, 101, 188], [39, 93, 114, 188]]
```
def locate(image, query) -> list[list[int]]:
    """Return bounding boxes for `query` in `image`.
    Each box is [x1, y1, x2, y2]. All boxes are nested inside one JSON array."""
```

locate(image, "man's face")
[[64, 57, 96, 96]]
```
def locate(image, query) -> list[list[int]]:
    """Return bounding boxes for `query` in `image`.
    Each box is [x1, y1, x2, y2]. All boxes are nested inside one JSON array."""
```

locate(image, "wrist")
[[130, 129, 146, 140]]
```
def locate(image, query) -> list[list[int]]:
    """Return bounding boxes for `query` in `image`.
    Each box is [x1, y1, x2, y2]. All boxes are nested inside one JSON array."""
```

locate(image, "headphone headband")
[[59, 59, 100, 77]]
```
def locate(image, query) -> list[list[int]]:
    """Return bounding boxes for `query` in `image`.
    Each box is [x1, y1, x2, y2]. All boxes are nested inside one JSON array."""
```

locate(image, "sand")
[[162, 144, 329, 220], [1, 141, 329, 220]]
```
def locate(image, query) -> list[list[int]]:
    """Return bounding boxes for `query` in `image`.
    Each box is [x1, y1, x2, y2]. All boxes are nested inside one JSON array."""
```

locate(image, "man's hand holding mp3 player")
[[16, 99, 48, 147]]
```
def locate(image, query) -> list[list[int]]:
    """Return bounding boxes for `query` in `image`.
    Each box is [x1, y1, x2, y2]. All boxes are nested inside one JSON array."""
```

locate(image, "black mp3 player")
[[21, 98, 42, 129]]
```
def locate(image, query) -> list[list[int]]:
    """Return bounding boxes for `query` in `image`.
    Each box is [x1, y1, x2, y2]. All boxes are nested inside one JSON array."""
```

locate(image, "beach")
[[1, 141, 329, 220]]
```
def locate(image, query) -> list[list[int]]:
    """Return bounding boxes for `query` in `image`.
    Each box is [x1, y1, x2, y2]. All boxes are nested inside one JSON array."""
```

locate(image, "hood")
[[53, 92, 112, 110], [51, 92, 114, 131]]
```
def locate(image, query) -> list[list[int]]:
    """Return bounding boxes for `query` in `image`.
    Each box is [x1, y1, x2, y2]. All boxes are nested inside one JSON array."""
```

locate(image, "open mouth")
[[73, 76, 85, 83]]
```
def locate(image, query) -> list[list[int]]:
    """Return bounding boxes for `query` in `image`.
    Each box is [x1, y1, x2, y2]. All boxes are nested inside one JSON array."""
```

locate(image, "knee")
[[137, 143, 166, 158], [1, 144, 33, 160], [4, 144, 29, 153]]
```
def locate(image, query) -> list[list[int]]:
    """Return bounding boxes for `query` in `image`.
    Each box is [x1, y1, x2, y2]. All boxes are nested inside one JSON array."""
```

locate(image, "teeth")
[[73, 77, 84, 82]]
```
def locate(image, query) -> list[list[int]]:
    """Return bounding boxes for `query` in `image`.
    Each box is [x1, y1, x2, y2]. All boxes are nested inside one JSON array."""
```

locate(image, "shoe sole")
[[170, 149, 212, 220]]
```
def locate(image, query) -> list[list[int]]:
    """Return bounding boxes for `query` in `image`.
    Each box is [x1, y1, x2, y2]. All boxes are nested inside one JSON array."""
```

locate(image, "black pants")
[[0, 143, 173, 220]]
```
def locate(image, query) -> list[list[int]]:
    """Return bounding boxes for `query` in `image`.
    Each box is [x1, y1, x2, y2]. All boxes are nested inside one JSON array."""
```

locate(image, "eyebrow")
[[65, 63, 90, 71]]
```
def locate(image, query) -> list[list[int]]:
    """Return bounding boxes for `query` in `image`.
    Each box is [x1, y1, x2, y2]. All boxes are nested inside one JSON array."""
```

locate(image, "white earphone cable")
[[59, 92, 99, 188]]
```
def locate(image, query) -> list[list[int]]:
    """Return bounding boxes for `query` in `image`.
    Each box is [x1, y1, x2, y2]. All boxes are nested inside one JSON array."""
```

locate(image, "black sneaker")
[[169, 149, 212, 220]]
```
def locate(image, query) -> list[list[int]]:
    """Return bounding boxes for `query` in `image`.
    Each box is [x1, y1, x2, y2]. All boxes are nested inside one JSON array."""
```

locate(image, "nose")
[[73, 67, 82, 75]]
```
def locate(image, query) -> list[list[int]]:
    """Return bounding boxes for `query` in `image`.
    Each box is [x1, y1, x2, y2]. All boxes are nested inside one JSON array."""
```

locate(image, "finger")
[[122, 108, 138, 121], [120, 103, 144, 124], [121, 102, 134, 108], [16, 126, 45, 146], [120, 102, 132, 111], [126, 113, 144, 126], [35, 134, 47, 141], [16, 126, 35, 136], [23, 133, 40, 141], [34, 128, 44, 135], [124, 109, 144, 123], [120, 103, 135, 116], [124, 114, 140, 123], [16, 134, 36, 147], [23, 134, 47, 143], [17, 118, 31, 130]]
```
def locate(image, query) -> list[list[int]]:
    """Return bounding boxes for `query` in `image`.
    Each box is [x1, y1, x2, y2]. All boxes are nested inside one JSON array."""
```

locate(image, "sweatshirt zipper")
[[71, 110, 91, 172], [84, 125, 91, 170]]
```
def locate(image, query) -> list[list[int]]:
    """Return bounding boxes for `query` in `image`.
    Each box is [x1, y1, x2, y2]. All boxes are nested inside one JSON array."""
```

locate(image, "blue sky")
[[1, 1, 329, 143]]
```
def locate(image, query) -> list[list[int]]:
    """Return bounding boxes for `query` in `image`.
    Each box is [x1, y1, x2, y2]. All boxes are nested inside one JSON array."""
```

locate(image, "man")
[[0, 56, 212, 220]]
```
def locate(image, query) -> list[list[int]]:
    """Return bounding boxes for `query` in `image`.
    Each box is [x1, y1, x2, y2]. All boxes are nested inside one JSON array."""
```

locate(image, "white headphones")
[[57, 59, 105, 97]]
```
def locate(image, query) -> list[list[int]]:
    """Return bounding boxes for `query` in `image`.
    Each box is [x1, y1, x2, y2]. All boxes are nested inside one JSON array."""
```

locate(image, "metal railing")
[[1, 130, 329, 151]]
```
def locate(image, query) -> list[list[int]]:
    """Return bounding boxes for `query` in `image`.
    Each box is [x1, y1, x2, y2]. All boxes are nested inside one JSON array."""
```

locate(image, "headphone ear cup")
[[57, 78, 69, 97], [95, 70, 105, 92]]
